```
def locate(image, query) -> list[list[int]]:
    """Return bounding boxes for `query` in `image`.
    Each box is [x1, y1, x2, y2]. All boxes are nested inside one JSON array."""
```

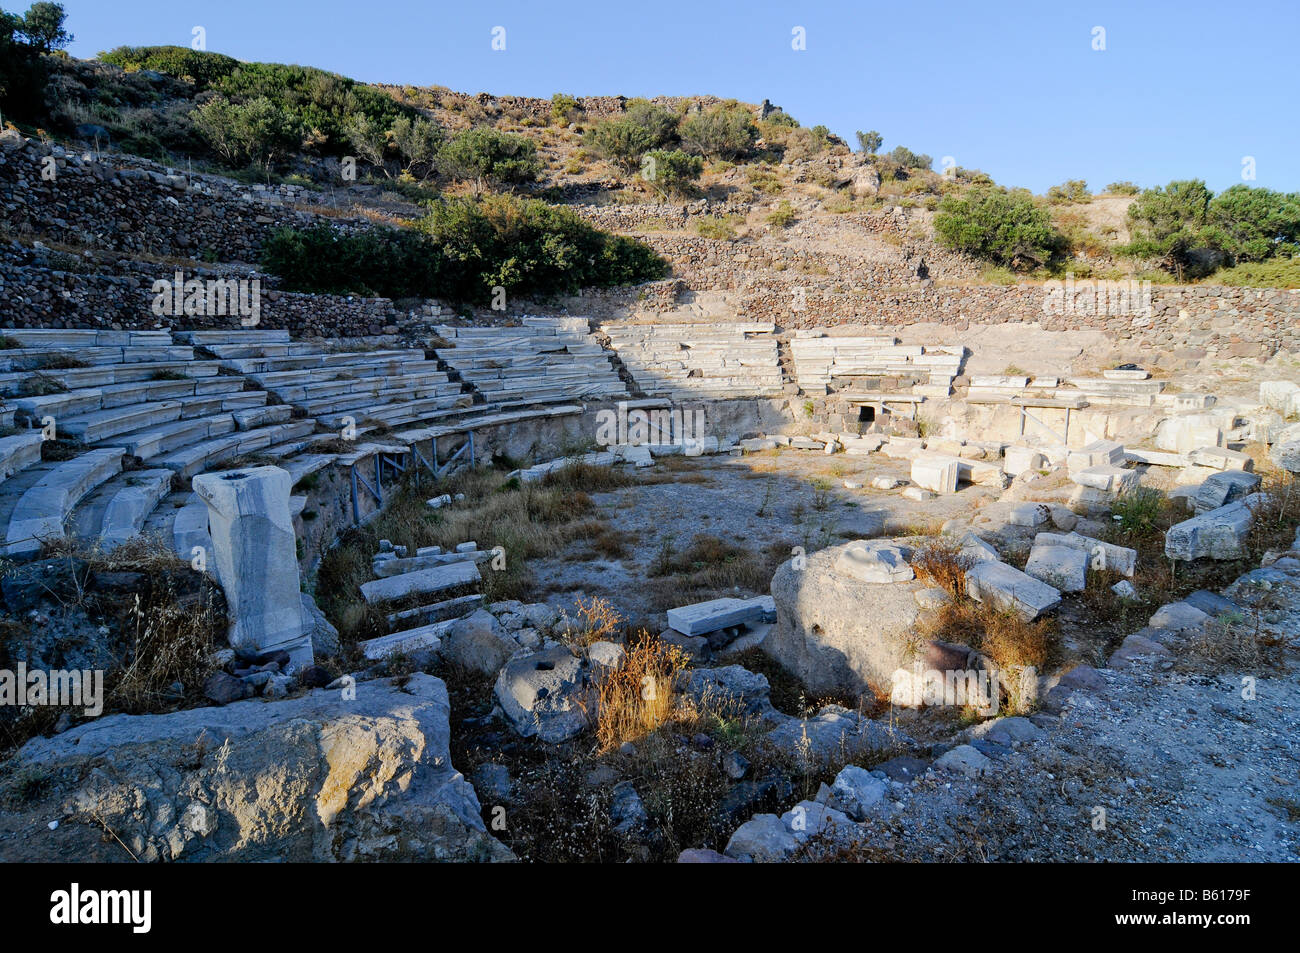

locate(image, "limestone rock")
[[12, 674, 511, 862], [441, 609, 519, 676], [832, 539, 914, 584], [766, 542, 924, 694], [494, 645, 592, 743], [1024, 543, 1090, 592]]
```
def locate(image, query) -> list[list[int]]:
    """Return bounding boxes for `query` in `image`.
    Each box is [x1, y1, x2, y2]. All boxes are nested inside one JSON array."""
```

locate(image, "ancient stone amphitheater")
[[2, 130, 1299, 865]]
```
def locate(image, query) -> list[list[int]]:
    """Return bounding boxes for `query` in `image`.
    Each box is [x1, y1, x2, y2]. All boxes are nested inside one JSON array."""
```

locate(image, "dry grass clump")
[[909, 536, 975, 598], [1187, 608, 1286, 670], [645, 533, 785, 612], [591, 634, 689, 753], [567, 595, 623, 647], [110, 581, 222, 714], [538, 461, 636, 493], [5, 536, 225, 727], [1246, 469, 1300, 556], [920, 598, 1056, 715]]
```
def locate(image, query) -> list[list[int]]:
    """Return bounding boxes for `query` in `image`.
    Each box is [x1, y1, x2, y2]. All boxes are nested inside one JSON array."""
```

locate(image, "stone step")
[[295, 381, 464, 417], [360, 560, 481, 605], [386, 593, 484, 628], [60, 391, 267, 442], [2, 448, 125, 557], [246, 360, 442, 390], [71, 468, 175, 551], [11, 375, 247, 421], [391, 404, 585, 445], [0, 345, 195, 372], [104, 414, 238, 461], [154, 420, 318, 481], [168, 494, 214, 566], [1, 329, 173, 348], [173, 329, 291, 346], [0, 360, 224, 395], [317, 395, 475, 431], [199, 343, 321, 360], [268, 370, 453, 403], [232, 404, 294, 430], [359, 619, 457, 661], [0, 431, 44, 484], [220, 349, 426, 375], [282, 454, 336, 487]]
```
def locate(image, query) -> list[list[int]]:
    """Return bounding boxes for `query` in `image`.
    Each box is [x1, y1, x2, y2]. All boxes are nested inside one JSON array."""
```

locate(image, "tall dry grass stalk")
[[592, 636, 689, 753]]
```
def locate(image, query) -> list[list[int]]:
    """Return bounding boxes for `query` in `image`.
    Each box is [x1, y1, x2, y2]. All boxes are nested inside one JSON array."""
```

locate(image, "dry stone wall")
[[0, 132, 367, 263]]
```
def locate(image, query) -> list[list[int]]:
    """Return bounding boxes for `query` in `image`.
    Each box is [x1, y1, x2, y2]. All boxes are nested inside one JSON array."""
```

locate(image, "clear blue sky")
[[37, 0, 1300, 194]]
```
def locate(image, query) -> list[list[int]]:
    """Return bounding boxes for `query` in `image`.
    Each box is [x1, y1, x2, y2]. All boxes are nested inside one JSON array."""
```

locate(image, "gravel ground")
[[806, 564, 1300, 863]]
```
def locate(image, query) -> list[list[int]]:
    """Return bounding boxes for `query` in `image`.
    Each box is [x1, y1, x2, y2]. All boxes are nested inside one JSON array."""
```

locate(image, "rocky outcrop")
[[7, 674, 512, 862]]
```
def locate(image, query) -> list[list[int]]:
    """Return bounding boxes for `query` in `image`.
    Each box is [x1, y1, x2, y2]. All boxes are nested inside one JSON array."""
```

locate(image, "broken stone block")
[[961, 460, 1009, 488], [965, 560, 1062, 620], [934, 744, 992, 778], [1067, 440, 1125, 473], [959, 533, 1001, 563], [724, 814, 798, 862], [901, 486, 933, 502], [882, 436, 924, 459], [1165, 502, 1253, 561], [441, 609, 519, 675], [1187, 446, 1253, 472], [832, 540, 915, 584], [1033, 531, 1137, 577], [1071, 464, 1138, 493], [1270, 440, 1300, 474], [871, 476, 900, 490], [1002, 446, 1044, 477], [1103, 367, 1150, 381], [1260, 380, 1300, 415], [1111, 579, 1139, 600], [667, 596, 767, 637], [1156, 416, 1224, 454], [1008, 503, 1051, 527], [1024, 543, 1090, 592], [682, 435, 719, 456], [360, 560, 481, 605], [1193, 470, 1261, 514], [911, 454, 960, 494]]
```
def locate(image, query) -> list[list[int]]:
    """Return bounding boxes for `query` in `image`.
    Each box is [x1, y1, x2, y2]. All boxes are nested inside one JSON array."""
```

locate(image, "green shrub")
[[679, 103, 758, 160], [190, 95, 299, 171], [0, 7, 51, 120], [1120, 179, 1214, 279], [934, 185, 1063, 269], [437, 126, 540, 188], [884, 144, 932, 170], [1203, 184, 1300, 263], [766, 200, 796, 228], [694, 216, 739, 240], [584, 118, 657, 172], [1046, 179, 1091, 204], [855, 130, 882, 154], [1105, 180, 1140, 195], [550, 93, 582, 124], [1211, 258, 1300, 288], [584, 99, 678, 171], [262, 195, 668, 303], [100, 45, 240, 89], [641, 148, 702, 197]]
